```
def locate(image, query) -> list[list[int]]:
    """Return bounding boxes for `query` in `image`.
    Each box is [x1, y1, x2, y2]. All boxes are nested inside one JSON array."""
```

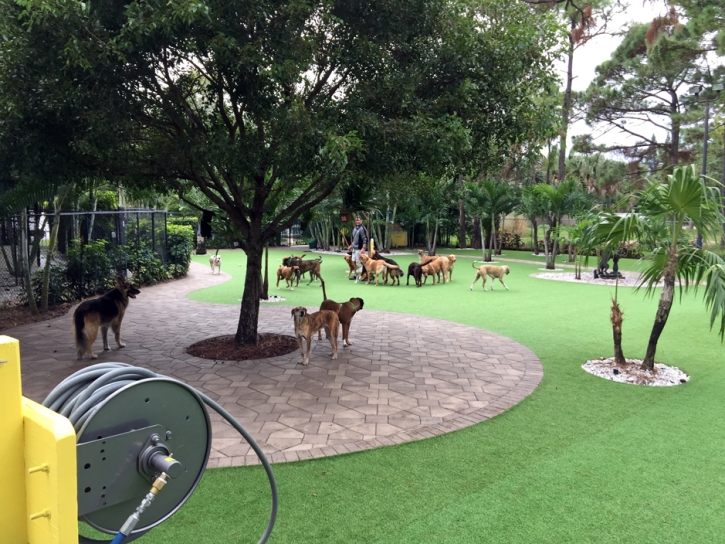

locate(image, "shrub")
[[66, 239, 115, 297], [167, 224, 193, 278], [496, 230, 523, 250], [125, 243, 170, 285], [25, 265, 76, 306]]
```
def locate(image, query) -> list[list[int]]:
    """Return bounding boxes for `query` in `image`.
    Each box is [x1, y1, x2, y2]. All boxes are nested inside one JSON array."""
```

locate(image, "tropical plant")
[[534, 179, 590, 269], [463, 179, 519, 262], [595, 165, 725, 370]]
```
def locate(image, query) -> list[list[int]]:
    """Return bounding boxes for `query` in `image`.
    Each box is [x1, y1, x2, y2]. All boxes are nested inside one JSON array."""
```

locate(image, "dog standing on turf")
[[470, 262, 510, 291], [73, 276, 140, 360], [291, 306, 339, 365], [209, 249, 222, 274]]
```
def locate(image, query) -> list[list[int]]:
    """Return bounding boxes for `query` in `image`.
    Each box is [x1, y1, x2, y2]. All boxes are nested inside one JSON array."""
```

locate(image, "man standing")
[[348, 215, 368, 283]]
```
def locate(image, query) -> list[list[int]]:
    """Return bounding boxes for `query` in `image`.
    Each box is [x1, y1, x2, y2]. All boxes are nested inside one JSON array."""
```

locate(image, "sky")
[[564, 0, 667, 148]]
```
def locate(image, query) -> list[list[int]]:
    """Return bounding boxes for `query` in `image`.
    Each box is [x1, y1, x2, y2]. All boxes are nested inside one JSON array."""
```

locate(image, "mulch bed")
[[186, 333, 299, 361], [0, 303, 73, 332]]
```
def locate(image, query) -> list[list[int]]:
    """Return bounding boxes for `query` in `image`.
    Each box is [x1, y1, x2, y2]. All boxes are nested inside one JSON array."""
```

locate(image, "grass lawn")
[[150, 248, 725, 543]]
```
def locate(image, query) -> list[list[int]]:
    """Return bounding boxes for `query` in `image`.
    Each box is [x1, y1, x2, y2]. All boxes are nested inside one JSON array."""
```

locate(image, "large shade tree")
[[0, 0, 562, 344]]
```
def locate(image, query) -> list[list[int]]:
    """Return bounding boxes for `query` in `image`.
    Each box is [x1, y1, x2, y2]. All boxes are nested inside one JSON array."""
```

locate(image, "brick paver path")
[[10, 262, 542, 467]]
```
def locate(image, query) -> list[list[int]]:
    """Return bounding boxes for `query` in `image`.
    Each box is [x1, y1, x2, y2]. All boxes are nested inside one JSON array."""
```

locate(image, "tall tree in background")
[[554, 0, 621, 184], [0, 0, 563, 345], [581, 14, 706, 171]]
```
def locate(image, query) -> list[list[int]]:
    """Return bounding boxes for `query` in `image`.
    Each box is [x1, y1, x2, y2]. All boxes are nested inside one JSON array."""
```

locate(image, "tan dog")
[[343, 254, 357, 278], [291, 306, 339, 365], [209, 253, 222, 274], [359, 253, 400, 286], [318, 297, 364, 346], [421, 257, 446, 284], [445, 255, 457, 281], [470, 262, 510, 291], [276, 265, 299, 290]]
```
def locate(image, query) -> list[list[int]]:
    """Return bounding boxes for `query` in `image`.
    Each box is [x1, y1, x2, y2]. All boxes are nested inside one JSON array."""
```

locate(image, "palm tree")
[[517, 185, 547, 255], [535, 179, 589, 270], [595, 165, 725, 371], [463, 179, 518, 262]]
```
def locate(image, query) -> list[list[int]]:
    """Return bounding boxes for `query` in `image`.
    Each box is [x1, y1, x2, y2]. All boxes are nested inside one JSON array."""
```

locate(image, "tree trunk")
[[488, 215, 495, 261], [458, 198, 467, 248], [261, 243, 269, 300], [641, 252, 677, 370], [41, 203, 63, 311], [21, 209, 38, 315], [611, 297, 626, 366], [542, 227, 551, 267], [471, 218, 482, 249], [531, 217, 539, 254], [558, 30, 574, 184], [235, 245, 263, 345], [431, 217, 439, 256], [480, 219, 488, 261]]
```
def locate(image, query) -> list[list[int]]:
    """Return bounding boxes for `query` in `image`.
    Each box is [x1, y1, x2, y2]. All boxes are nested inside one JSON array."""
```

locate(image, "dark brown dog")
[[291, 306, 339, 365], [318, 297, 364, 347], [406, 262, 423, 287], [73, 276, 140, 360], [285, 256, 323, 285]]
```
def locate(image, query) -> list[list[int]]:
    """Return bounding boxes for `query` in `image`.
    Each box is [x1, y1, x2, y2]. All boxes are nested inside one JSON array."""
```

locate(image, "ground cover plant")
[[157, 248, 725, 543]]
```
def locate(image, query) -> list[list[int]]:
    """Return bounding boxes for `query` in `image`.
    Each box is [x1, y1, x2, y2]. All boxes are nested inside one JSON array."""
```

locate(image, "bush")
[[125, 243, 170, 285], [26, 265, 76, 306], [496, 230, 523, 250], [167, 224, 193, 278], [66, 239, 115, 297]]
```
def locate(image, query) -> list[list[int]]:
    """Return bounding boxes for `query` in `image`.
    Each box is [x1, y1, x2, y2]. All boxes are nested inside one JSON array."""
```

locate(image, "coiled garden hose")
[[43, 362, 278, 544]]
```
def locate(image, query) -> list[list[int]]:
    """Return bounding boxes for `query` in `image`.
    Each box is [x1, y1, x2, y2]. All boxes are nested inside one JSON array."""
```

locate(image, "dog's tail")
[[73, 310, 86, 347], [321, 279, 327, 302], [472, 261, 478, 269], [214, 248, 219, 257], [381, 262, 399, 270]]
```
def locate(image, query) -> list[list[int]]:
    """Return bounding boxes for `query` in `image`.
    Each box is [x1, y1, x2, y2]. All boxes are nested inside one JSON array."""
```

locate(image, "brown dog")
[[421, 258, 446, 284], [359, 254, 400, 286], [73, 276, 140, 360], [291, 306, 339, 365], [470, 262, 510, 291], [343, 254, 357, 278], [276, 265, 299, 290], [318, 297, 364, 346], [444, 255, 457, 281]]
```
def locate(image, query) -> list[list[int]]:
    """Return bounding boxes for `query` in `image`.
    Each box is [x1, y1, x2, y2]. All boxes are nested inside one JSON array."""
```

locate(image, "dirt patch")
[[186, 333, 298, 361], [0, 303, 73, 332]]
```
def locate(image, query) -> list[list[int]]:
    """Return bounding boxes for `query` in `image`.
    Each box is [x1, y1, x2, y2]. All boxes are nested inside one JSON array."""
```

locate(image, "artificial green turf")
[[149, 248, 725, 543]]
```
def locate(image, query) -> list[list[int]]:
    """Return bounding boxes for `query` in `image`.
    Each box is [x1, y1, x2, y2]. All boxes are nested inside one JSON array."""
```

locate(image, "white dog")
[[209, 253, 222, 275]]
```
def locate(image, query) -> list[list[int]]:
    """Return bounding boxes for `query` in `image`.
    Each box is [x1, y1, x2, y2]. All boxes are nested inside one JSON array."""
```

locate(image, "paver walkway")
[[9, 262, 542, 467]]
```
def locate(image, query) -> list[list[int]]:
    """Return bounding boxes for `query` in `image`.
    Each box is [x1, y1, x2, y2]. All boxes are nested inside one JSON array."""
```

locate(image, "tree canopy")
[[0, 0, 563, 343]]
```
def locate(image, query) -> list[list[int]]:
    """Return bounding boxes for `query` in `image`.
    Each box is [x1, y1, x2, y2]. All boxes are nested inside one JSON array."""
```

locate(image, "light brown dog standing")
[[359, 254, 400, 286], [343, 254, 357, 278], [291, 307, 339, 365], [318, 297, 364, 346], [276, 265, 299, 290], [470, 262, 510, 291]]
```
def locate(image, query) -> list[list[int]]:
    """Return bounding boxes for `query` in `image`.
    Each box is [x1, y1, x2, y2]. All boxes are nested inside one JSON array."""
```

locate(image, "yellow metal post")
[[0, 336, 78, 544], [0, 336, 27, 543]]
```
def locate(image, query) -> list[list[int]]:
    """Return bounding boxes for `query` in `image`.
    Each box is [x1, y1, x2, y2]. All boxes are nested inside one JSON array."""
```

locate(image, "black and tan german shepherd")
[[73, 276, 140, 360]]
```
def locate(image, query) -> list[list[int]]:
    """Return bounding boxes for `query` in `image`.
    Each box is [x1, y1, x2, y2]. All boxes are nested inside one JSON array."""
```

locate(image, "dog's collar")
[[348, 301, 359, 314]]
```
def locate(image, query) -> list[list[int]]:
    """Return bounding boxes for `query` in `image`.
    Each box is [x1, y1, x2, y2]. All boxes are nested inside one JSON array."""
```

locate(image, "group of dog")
[[71, 249, 512, 365]]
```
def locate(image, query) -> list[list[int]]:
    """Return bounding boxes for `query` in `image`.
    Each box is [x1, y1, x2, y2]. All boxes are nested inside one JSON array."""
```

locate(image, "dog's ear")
[[357, 298, 364, 309]]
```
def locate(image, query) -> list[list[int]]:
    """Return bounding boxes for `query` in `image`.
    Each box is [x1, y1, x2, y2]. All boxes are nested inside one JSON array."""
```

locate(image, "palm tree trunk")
[[531, 217, 539, 254], [41, 205, 63, 311], [611, 296, 626, 366], [431, 217, 439, 256], [479, 218, 486, 261], [642, 254, 677, 370]]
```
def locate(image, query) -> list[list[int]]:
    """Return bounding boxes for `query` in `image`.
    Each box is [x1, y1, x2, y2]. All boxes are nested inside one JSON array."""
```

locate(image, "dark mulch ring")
[[0, 303, 73, 332], [186, 333, 299, 361]]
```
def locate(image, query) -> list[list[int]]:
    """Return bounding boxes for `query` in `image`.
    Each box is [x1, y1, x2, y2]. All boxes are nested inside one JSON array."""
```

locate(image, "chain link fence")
[[0, 209, 172, 307]]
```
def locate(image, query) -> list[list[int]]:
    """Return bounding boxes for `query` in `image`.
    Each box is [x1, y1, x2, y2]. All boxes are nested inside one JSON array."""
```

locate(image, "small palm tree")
[[595, 165, 725, 371], [535, 179, 589, 269], [463, 179, 518, 262]]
